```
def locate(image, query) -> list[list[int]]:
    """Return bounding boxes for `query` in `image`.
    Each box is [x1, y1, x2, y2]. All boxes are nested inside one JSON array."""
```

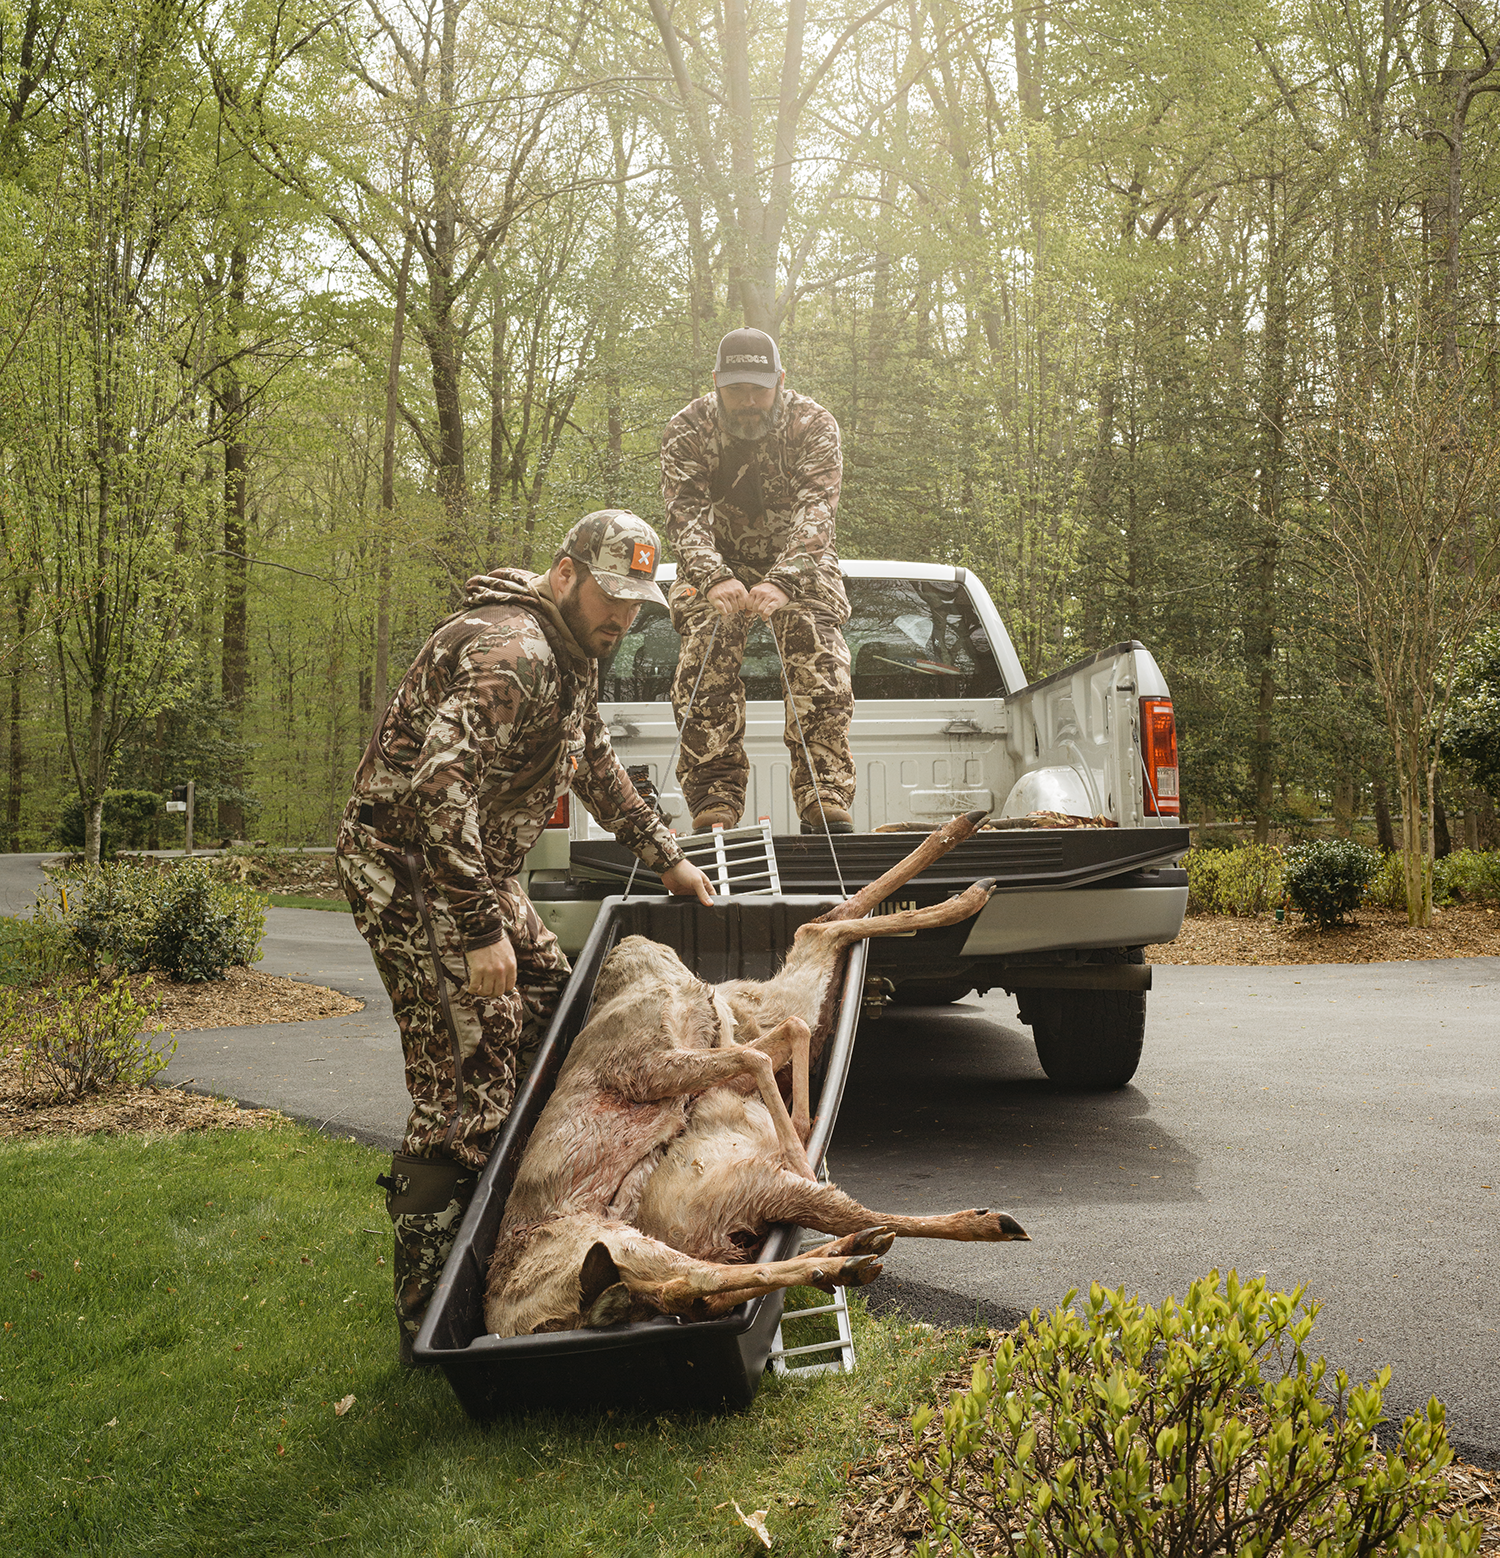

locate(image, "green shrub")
[[43, 859, 265, 983], [6, 977, 177, 1102], [141, 860, 264, 982], [1284, 837, 1379, 928], [1184, 843, 1283, 916], [0, 903, 88, 987], [1435, 848, 1500, 905], [908, 1273, 1478, 1558], [1359, 849, 1500, 914], [54, 788, 163, 856], [45, 860, 163, 974], [1366, 850, 1409, 912]]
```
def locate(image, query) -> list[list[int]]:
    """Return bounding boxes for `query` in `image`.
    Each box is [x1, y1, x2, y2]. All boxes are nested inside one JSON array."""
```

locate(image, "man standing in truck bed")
[[660, 327, 856, 835], [336, 510, 713, 1362]]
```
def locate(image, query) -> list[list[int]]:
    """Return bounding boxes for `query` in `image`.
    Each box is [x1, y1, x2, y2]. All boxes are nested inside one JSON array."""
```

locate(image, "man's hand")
[[706, 578, 749, 617], [466, 935, 516, 998], [661, 859, 716, 906], [746, 581, 790, 619]]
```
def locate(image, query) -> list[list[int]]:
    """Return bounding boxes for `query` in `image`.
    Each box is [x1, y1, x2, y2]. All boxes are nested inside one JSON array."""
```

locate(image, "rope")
[[769, 613, 848, 899], [623, 611, 722, 901]]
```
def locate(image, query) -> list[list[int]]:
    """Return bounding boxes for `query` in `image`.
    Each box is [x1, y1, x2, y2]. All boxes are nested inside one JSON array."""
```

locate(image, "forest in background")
[[2, 0, 1499, 925]]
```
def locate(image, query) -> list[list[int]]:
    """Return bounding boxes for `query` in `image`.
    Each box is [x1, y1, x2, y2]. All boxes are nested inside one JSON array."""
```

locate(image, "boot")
[[691, 803, 742, 834], [377, 1153, 478, 1367], [800, 804, 855, 835]]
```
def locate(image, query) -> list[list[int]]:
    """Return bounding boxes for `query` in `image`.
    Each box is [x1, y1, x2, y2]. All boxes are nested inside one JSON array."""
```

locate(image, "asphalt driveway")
[[835, 962, 1498, 1469], [8, 869, 1496, 1467]]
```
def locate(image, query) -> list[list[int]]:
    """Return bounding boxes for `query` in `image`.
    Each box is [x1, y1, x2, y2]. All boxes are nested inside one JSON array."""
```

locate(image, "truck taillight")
[[1139, 698, 1179, 816], [545, 794, 569, 828]]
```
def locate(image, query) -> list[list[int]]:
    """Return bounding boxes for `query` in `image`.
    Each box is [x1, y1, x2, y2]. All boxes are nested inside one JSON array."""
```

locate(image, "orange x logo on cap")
[[631, 541, 656, 574]]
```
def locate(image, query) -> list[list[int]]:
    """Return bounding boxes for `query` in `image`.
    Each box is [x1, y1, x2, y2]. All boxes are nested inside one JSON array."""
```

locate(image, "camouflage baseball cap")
[[560, 510, 667, 605]]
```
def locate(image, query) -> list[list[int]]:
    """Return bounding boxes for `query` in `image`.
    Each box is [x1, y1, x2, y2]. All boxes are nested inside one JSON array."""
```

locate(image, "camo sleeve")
[[408, 630, 538, 950], [572, 705, 684, 873], [661, 407, 736, 595], [763, 402, 842, 602]]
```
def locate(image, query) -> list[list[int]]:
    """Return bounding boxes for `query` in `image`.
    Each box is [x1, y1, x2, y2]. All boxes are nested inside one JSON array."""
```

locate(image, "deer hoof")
[[971, 1210, 1029, 1242], [847, 1225, 895, 1257], [843, 1253, 885, 1286]]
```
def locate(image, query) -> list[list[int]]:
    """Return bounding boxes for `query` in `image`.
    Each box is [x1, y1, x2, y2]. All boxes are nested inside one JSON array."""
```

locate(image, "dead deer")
[[484, 812, 1029, 1338]]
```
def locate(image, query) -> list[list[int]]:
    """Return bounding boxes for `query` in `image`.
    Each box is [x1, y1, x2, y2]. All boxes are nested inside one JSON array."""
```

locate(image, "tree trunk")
[[1373, 775, 1396, 852], [377, 234, 413, 730], [218, 248, 250, 840], [5, 583, 27, 852]]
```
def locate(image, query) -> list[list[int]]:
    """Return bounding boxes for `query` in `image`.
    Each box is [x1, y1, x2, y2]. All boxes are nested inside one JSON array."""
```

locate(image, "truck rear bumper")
[[960, 884, 1187, 957]]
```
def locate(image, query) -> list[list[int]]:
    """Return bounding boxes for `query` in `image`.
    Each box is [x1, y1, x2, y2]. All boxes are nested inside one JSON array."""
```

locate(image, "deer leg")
[[738, 1016, 813, 1153], [760, 1170, 1029, 1244], [809, 808, 990, 926], [618, 1245, 886, 1318]]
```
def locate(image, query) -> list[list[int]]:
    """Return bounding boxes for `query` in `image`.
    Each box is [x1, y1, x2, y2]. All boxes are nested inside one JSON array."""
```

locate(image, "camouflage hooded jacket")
[[349, 569, 682, 950], [660, 389, 848, 618]]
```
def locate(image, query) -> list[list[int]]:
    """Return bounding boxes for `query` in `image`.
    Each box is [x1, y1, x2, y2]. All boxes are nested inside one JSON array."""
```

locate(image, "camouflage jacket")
[[349, 570, 682, 950], [660, 389, 848, 616]]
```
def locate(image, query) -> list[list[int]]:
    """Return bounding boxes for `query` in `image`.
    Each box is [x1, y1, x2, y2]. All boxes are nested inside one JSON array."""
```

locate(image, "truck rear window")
[[599, 577, 1005, 702]]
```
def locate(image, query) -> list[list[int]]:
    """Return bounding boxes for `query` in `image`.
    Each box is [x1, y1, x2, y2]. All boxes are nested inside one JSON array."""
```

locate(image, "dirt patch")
[[835, 1355, 1500, 1556], [1151, 904, 1500, 966]]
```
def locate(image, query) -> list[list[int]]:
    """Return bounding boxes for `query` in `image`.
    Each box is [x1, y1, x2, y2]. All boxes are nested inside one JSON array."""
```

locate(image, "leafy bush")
[[908, 1273, 1478, 1558], [43, 859, 265, 982], [54, 789, 162, 856], [0, 903, 87, 987], [1434, 849, 1500, 906], [1365, 850, 1410, 912], [1284, 837, 1380, 928], [6, 978, 176, 1102], [1365, 848, 1500, 913], [45, 860, 163, 974], [1184, 843, 1284, 916], [142, 861, 264, 981]]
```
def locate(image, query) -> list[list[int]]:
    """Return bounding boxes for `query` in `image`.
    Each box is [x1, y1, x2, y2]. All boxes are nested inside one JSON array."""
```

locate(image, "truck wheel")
[[890, 976, 975, 1007], [1021, 950, 1146, 1090]]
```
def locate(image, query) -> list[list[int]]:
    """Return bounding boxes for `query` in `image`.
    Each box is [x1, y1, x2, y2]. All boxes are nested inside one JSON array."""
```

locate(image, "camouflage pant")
[[335, 814, 570, 1172], [669, 589, 855, 821]]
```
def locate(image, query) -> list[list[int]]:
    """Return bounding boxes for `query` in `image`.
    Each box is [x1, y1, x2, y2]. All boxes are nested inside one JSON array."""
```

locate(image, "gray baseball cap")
[[714, 327, 782, 388], [559, 510, 667, 605]]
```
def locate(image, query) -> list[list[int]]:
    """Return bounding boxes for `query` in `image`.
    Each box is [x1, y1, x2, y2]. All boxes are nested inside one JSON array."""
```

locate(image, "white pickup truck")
[[520, 561, 1190, 1089]]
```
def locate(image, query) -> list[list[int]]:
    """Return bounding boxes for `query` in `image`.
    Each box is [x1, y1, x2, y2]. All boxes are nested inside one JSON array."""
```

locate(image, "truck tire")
[[890, 976, 975, 1007], [1020, 950, 1146, 1090]]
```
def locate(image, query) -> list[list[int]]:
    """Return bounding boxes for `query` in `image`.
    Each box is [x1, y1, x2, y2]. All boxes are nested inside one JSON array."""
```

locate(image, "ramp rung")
[[770, 1219, 856, 1377], [678, 818, 781, 896]]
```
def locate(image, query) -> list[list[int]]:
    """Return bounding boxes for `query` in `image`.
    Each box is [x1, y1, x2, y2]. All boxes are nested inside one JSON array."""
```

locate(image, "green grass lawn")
[[264, 893, 352, 912], [2, 1125, 975, 1556]]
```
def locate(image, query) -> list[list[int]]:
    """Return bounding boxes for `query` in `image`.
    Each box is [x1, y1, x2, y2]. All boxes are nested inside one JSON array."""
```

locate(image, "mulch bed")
[[137, 966, 363, 1030], [835, 1349, 1500, 1555], [0, 968, 360, 1140], [1150, 904, 1500, 965]]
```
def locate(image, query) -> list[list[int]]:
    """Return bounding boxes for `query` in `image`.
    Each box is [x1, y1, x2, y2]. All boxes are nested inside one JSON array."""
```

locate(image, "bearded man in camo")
[[336, 510, 714, 1363], [660, 327, 857, 836]]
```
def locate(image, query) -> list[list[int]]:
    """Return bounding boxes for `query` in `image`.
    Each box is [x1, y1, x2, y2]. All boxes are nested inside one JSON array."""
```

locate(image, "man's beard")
[[717, 393, 780, 443], [557, 583, 625, 660]]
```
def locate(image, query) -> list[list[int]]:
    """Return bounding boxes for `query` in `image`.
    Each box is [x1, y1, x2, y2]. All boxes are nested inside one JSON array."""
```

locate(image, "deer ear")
[[578, 1240, 623, 1312], [582, 1282, 633, 1328]]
